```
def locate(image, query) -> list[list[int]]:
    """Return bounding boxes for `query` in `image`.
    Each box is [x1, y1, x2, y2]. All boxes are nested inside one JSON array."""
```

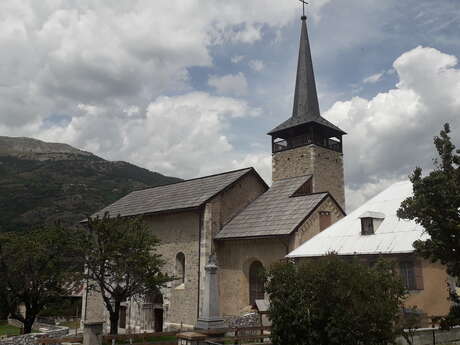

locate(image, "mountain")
[[0, 136, 181, 232]]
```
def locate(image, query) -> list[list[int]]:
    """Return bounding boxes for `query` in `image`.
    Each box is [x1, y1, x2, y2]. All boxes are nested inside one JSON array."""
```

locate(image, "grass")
[[0, 321, 21, 336]]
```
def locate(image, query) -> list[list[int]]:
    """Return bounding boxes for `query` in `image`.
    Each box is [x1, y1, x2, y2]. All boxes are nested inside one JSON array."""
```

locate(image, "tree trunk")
[[0, 309, 9, 320], [109, 301, 120, 335], [21, 304, 37, 334], [23, 318, 34, 334]]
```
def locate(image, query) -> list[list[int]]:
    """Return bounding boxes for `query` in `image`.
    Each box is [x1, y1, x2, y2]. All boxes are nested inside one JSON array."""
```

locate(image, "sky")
[[1, 0, 460, 211]]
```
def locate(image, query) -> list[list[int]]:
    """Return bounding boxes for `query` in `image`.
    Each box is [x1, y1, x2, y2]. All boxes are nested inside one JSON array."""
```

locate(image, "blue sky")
[[0, 0, 459, 210]]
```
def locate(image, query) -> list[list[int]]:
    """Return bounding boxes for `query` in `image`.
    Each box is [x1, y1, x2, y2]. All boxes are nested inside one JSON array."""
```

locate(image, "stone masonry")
[[272, 144, 345, 209]]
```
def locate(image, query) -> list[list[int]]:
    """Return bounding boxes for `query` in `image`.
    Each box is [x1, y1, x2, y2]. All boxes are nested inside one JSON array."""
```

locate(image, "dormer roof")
[[359, 211, 385, 219]]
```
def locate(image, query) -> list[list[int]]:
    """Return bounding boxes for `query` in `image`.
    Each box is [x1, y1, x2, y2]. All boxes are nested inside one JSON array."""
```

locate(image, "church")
[[81, 13, 347, 332]]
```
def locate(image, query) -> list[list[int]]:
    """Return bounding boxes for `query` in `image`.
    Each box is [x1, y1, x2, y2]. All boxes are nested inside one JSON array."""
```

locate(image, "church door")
[[119, 306, 127, 329], [144, 290, 163, 332], [154, 309, 163, 332], [249, 261, 265, 306]]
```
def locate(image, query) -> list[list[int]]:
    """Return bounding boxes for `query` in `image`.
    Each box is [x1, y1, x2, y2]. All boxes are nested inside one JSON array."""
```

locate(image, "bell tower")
[[268, 14, 346, 209]]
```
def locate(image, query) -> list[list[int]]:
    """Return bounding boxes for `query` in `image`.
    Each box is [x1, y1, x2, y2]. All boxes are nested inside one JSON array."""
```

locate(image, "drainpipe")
[[197, 209, 203, 320]]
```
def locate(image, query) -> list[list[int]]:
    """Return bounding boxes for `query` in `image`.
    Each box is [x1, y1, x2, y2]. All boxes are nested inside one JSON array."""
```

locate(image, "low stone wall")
[[223, 312, 261, 329], [396, 326, 460, 345], [0, 320, 69, 345]]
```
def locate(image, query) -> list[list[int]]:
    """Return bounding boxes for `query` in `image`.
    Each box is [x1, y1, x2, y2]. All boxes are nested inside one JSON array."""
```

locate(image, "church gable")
[[290, 195, 345, 250]]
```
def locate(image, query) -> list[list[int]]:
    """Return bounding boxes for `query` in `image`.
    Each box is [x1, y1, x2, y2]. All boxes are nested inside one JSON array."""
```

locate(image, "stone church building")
[[82, 14, 347, 332]]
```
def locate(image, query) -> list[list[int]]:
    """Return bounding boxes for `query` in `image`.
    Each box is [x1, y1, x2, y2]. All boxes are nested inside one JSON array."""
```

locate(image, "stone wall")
[[0, 322, 68, 345], [311, 146, 345, 210], [216, 238, 288, 316], [272, 145, 345, 209], [144, 211, 201, 329]]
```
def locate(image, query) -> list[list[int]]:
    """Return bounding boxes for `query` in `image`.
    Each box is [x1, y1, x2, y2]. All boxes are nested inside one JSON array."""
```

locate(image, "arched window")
[[176, 252, 185, 285], [249, 261, 265, 306]]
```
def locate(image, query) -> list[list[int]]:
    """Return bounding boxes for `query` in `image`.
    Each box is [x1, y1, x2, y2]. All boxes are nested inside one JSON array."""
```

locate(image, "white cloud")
[[0, 0, 309, 130], [36, 92, 260, 178], [363, 71, 384, 84], [231, 152, 272, 184], [231, 55, 245, 64], [248, 59, 265, 72], [325, 46, 460, 210], [208, 73, 248, 96]]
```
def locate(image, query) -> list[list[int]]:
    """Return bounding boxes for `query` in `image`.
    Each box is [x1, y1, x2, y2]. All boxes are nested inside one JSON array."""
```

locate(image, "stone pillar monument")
[[196, 254, 225, 330], [82, 286, 105, 345]]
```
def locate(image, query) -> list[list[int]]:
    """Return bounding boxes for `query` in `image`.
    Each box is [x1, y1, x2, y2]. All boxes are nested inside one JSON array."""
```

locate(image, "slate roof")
[[215, 175, 331, 239], [91, 168, 258, 218], [287, 181, 428, 258], [268, 116, 346, 136]]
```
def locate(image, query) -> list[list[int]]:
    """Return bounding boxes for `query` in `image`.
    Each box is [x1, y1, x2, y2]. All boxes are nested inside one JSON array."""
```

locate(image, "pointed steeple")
[[292, 15, 320, 119], [268, 16, 345, 136]]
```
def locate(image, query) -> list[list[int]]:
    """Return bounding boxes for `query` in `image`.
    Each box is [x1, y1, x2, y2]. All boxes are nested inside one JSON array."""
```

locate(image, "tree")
[[81, 214, 172, 335], [398, 123, 460, 326], [0, 226, 83, 333], [265, 255, 406, 345]]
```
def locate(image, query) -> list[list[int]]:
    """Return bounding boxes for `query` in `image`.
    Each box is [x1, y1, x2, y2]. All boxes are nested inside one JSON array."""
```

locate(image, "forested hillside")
[[0, 136, 180, 232]]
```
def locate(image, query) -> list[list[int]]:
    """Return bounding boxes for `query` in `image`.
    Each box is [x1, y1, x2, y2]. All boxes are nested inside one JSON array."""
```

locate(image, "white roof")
[[287, 181, 428, 258]]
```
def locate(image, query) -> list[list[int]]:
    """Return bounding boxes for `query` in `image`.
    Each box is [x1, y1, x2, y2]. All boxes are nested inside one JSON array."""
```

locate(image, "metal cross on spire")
[[298, 0, 308, 18]]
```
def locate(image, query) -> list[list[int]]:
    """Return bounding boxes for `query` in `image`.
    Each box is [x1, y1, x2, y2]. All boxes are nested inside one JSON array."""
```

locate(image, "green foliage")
[[81, 214, 173, 335], [0, 155, 180, 232], [398, 123, 460, 278], [266, 255, 406, 345], [0, 226, 84, 333], [38, 297, 82, 318], [397, 123, 460, 327]]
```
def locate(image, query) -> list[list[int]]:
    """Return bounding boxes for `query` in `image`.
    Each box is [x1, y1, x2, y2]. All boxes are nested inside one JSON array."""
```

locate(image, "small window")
[[399, 260, 424, 291], [400, 261, 416, 290], [319, 211, 331, 231], [361, 218, 374, 235], [176, 252, 185, 286]]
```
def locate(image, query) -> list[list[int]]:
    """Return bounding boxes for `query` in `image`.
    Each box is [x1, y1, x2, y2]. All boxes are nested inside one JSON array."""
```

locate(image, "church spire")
[[268, 11, 345, 137], [292, 15, 320, 119]]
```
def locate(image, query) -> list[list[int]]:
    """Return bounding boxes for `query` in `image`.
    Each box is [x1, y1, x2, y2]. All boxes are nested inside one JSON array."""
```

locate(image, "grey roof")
[[91, 168, 257, 218], [255, 299, 270, 313], [268, 116, 346, 136], [215, 175, 329, 239], [268, 17, 345, 136]]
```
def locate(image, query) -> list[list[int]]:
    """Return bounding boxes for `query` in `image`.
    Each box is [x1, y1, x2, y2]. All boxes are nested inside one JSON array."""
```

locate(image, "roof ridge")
[[131, 167, 254, 193]]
